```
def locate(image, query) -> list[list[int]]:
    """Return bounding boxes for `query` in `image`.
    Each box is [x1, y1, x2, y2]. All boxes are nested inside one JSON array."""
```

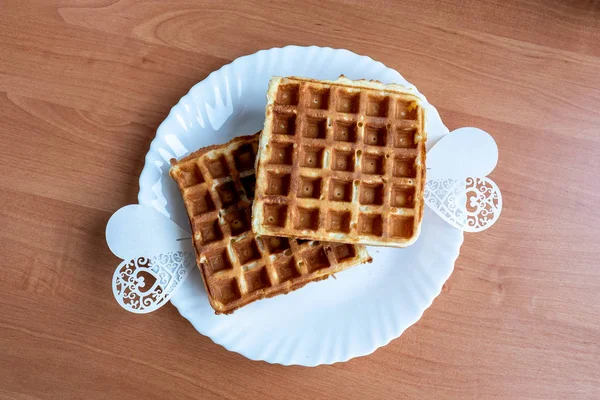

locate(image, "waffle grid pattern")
[[253, 77, 426, 247], [170, 135, 371, 314]]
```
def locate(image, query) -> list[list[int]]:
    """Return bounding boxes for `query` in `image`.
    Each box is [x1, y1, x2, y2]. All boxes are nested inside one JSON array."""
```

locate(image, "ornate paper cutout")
[[112, 251, 195, 314], [424, 176, 502, 232]]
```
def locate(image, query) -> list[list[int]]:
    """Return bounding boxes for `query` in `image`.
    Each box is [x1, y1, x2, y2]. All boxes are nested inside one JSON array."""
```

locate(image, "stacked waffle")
[[171, 76, 426, 314]]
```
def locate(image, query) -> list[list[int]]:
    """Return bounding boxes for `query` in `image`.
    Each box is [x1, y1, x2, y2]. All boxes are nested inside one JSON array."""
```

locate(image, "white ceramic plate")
[[138, 46, 463, 366]]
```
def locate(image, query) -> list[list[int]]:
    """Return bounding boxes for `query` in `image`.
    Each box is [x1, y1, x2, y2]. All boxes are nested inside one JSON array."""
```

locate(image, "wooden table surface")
[[1, 1, 599, 399]]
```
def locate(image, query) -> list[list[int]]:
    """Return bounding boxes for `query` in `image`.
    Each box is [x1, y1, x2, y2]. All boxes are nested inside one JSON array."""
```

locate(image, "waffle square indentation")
[[364, 124, 387, 147], [233, 238, 261, 265], [336, 90, 360, 113], [333, 120, 357, 142], [177, 161, 204, 187], [274, 256, 300, 282], [389, 215, 414, 238], [303, 117, 327, 139], [366, 96, 389, 117], [213, 278, 241, 305], [393, 156, 416, 178], [294, 207, 319, 231], [216, 181, 240, 207], [359, 182, 384, 205], [362, 153, 385, 175], [306, 88, 330, 110], [268, 142, 294, 165], [224, 209, 250, 236], [328, 179, 352, 202], [332, 243, 357, 262], [187, 186, 215, 215], [326, 211, 351, 233], [263, 204, 288, 228], [357, 214, 383, 236], [232, 143, 256, 171], [205, 156, 230, 179], [205, 249, 233, 274], [396, 100, 418, 120], [265, 172, 291, 196], [244, 267, 270, 293], [275, 84, 300, 106], [393, 127, 417, 148], [331, 149, 355, 172], [302, 247, 331, 273], [391, 185, 415, 208], [262, 236, 290, 254], [297, 176, 322, 199], [196, 219, 223, 245], [273, 112, 297, 135], [300, 146, 324, 169]]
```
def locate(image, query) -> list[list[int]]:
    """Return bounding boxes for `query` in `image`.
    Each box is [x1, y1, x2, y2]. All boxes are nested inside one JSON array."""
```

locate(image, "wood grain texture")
[[1, 0, 599, 399]]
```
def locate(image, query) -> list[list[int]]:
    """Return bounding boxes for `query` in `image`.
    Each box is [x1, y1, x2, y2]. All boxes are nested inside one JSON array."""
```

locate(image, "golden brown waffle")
[[170, 134, 371, 314], [252, 76, 427, 247]]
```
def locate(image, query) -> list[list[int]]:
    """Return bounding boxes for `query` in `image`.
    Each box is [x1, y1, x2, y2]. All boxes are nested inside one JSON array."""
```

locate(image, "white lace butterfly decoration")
[[106, 205, 195, 314], [107, 127, 502, 313], [424, 127, 502, 232]]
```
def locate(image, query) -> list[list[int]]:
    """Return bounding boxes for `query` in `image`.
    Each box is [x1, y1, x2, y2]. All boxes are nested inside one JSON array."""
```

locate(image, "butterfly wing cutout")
[[425, 128, 502, 232], [106, 205, 196, 314]]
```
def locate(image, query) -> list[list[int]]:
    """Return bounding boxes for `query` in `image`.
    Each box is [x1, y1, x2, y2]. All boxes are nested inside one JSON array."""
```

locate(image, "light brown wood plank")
[[1, 1, 599, 399]]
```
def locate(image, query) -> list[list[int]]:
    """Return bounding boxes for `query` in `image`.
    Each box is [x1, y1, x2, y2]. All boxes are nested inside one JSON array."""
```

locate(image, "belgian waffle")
[[252, 76, 427, 247], [170, 134, 371, 314]]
